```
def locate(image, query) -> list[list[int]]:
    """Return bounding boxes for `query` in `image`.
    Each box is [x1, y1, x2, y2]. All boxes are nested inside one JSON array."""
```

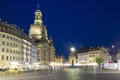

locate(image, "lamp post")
[[112, 43, 120, 70], [70, 47, 75, 67], [112, 45, 117, 62]]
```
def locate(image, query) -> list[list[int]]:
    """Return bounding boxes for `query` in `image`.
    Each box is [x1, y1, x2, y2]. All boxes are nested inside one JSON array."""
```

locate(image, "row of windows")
[[0, 34, 21, 43], [0, 34, 37, 52], [90, 48, 100, 51], [89, 54, 103, 57], [2, 41, 21, 47], [2, 48, 21, 54], [0, 26, 21, 38], [89, 55, 95, 57], [22, 46, 31, 50], [1, 41, 37, 49], [2, 55, 21, 61], [89, 52, 99, 54], [1, 48, 37, 54]]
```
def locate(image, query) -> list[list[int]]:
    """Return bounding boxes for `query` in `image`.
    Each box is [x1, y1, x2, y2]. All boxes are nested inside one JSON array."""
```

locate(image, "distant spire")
[[37, 0, 40, 10], [34, 0, 43, 24], [38, 3, 40, 10]]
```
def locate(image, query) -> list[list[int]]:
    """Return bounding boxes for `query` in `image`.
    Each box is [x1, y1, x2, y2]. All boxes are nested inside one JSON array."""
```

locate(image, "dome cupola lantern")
[[34, 3, 42, 25]]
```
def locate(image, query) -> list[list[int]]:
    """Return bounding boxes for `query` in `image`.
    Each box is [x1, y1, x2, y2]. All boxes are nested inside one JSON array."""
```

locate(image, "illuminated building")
[[77, 46, 110, 66], [22, 38, 38, 66], [68, 46, 110, 66], [89, 47, 110, 63], [77, 48, 89, 65], [29, 5, 55, 65], [55, 55, 64, 65], [0, 20, 38, 69]]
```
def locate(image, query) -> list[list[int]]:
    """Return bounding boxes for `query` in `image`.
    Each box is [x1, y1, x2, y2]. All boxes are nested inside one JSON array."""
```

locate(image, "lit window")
[[2, 48, 4, 52], [10, 43, 12, 46], [6, 56, 8, 60], [10, 50, 12, 53], [2, 41, 5, 45], [14, 44, 15, 47], [2, 55, 4, 60]]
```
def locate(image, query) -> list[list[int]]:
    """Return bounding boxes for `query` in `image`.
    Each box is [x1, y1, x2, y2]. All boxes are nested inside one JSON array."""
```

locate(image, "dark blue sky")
[[0, 0, 120, 58]]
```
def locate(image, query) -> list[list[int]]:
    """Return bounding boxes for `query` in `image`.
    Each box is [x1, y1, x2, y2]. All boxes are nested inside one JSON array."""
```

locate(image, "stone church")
[[29, 5, 55, 65]]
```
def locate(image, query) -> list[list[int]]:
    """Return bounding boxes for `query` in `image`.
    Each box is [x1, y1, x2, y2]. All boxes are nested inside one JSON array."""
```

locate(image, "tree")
[[96, 58, 103, 69]]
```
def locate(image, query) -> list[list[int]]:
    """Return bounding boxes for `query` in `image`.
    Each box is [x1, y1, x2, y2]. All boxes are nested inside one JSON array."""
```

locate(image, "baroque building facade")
[[76, 46, 111, 66], [55, 55, 64, 66], [29, 7, 55, 65], [69, 46, 111, 66], [0, 20, 38, 69]]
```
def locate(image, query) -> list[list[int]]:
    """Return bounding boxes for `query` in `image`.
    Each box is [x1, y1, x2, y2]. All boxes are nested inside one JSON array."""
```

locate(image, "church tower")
[[29, 3, 55, 65], [29, 4, 47, 41]]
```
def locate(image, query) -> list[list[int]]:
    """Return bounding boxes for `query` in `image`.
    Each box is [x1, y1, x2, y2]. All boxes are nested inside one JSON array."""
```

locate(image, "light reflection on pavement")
[[0, 68, 120, 80]]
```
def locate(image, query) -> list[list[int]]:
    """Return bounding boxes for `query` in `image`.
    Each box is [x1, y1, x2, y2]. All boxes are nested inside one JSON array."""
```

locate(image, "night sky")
[[0, 0, 120, 58]]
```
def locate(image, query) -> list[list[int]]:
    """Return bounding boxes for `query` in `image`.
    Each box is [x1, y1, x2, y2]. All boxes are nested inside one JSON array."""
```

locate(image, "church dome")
[[29, 23, 43, 39], [29, 6, 43, 40], [29, 4, 48, 41]]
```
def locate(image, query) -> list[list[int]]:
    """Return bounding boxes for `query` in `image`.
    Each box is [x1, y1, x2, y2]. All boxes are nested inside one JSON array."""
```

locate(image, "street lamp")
[[70, 47, 75, 52], [112, 45, 114, 48], [70, 47, 75, 67], [112, 42, 120, 62]]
